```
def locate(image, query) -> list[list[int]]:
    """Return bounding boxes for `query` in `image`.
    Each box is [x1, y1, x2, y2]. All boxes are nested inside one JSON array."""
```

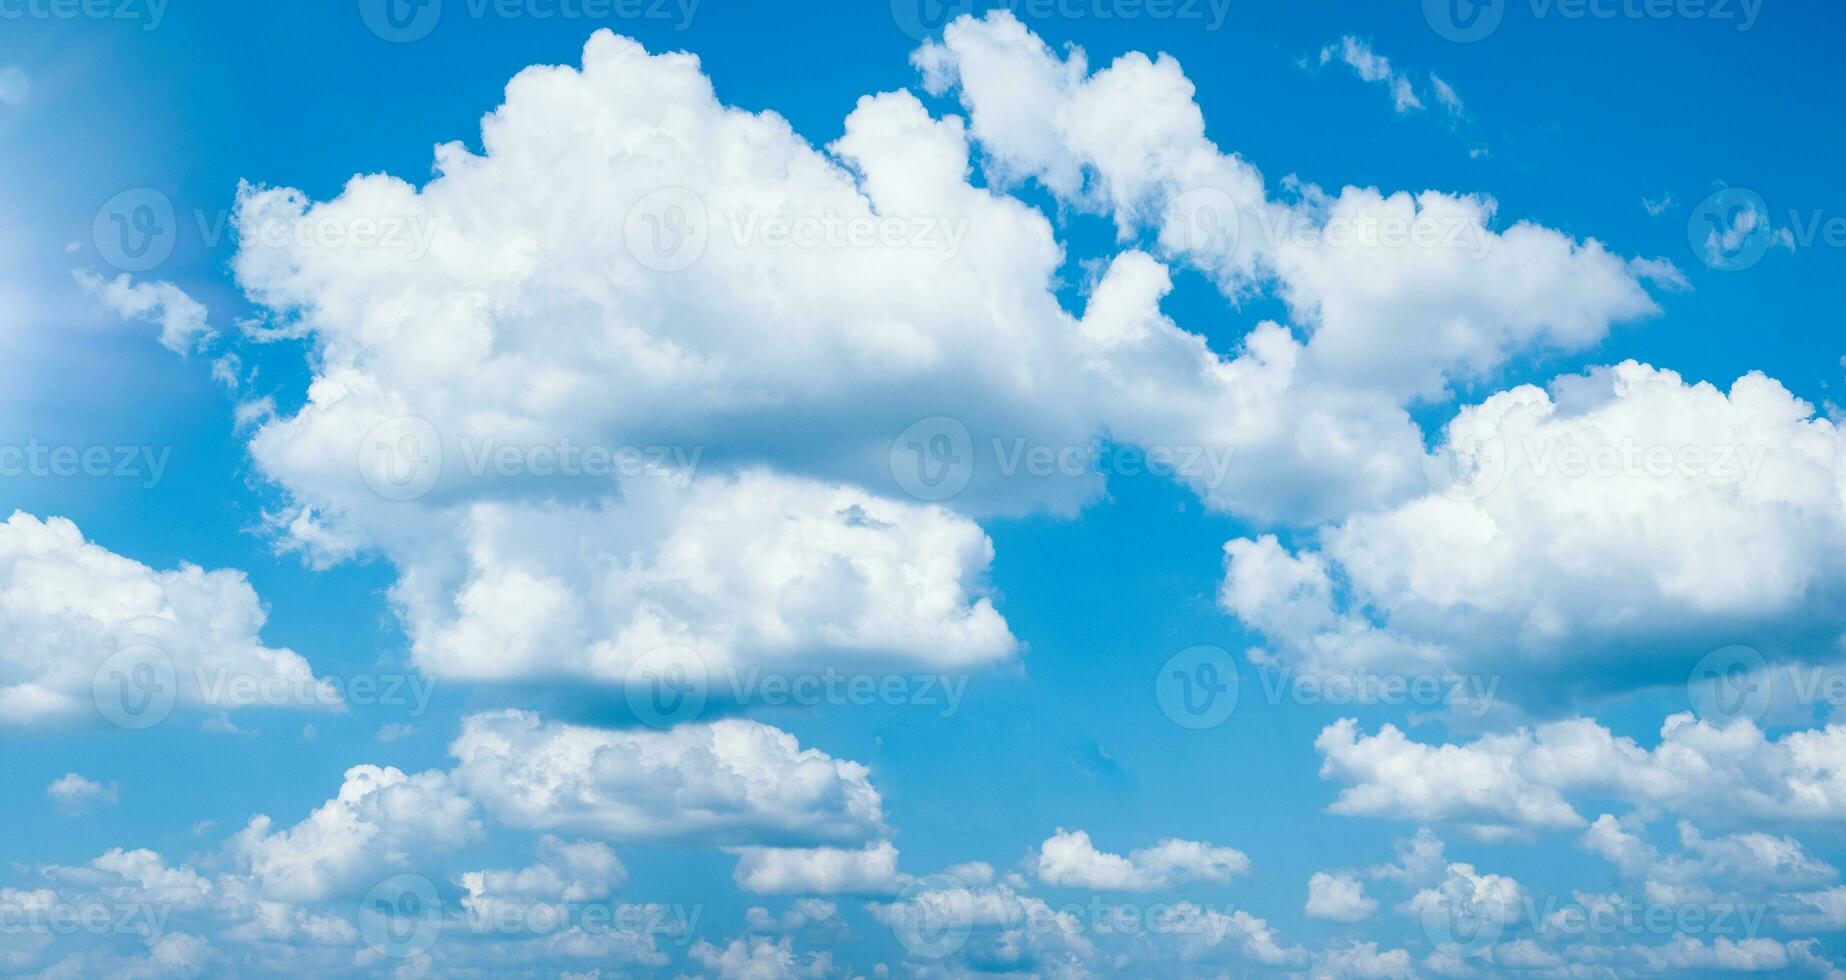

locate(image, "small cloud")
[[1429, 72, 1465, 117], [1320, 36, 1422, 113], [0, 67, 26, 107], [47, 773, 119, 815], [377, 722, 416, 743], [191, 820, 216, 837], [72, 269, 215, 355], [1643, 193, 1676, 217], [202, 714, 257, 736], [1630, 256, 1692, 292]]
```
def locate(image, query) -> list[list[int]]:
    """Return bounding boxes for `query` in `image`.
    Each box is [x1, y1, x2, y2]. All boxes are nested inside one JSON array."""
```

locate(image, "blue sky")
[[4, 1, 1846, 977]]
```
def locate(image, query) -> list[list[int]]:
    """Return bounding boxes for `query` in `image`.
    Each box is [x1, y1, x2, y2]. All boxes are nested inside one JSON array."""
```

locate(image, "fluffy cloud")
[[1317, 712, 1846, 836], [1306, 871, 1377, 922], [917, 12, 1663, 402], [460, 835, 627, 906], [686, 935, 834, 980], [1309, 941, 1413, 979], [46, 773, 118, 814], [1033, 828, 1250, 891], [1225, 362, 1846, 701], [72, 271, 214, 355], [230, 765, 480, 902], [229, 15, 1671, 705], [0, 512, 333, 728], [729, 842, 905, 897], [391, 471, 1015, 688], [448, 710, 885, 847]]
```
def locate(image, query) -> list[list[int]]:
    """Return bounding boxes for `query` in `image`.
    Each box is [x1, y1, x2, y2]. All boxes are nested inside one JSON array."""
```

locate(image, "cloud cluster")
[[0, 512, 331, 728]]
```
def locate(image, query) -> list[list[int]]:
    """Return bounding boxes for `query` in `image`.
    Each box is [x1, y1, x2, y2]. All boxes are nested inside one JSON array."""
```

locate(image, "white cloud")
[[1226, 362, 1846, 701], [1319, 37, 1422, 113], [1318, 712, 1846, 835], [390, 471, 1015, 688], [1306, 871, 1377, 922], [1429, 72, 1465, 117], [1402, 861, 1526, 935], [1310, 941, 1413, 979], [72, 270, 214, 355], [1033, 828, 1249, 891], [230, 764, 480, 902], [46, 773, 118, 814], [729, 842, 905, 896], [687, 935, 833, 980], [448, 710, 886, 847], [1582, 813, 1836, 906], [0, 512, 334, 728], [918, 13, 1661, 404]]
